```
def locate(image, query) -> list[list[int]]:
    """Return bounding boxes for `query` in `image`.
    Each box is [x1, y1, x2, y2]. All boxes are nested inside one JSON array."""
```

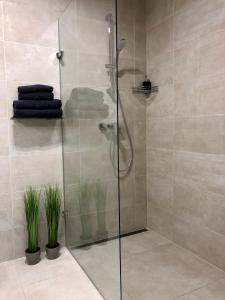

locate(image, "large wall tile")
[[173, 177, 206, 225], [76, 0, 114, 21], [10, 119, 62, 153], [147, 18, 173, 58], [0, 41, 5, 80], [3, 1, 58, 48], [175, 116, 225, 154], [5, 42, 59, 83], [147, 148, 173, 177], [147, 84, 174, 118], [174, 83, 197, 116], [0, 229, 14, 262], [0, 121, 9, 155], [147, 52, 174, 86], [197, 74, 225, 115], [173, 216, 225, 270], [148, 175, 173, 212], [0, 2, 3, 41], [0, 81, 8, 119], [146, 0, 173, 29], [148, 206, 173, 240], [147, 116, 174, 150]]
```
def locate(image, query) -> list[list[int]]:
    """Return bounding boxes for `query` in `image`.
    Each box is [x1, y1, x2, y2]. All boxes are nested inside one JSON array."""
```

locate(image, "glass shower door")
[[59, 1, 121, 299]]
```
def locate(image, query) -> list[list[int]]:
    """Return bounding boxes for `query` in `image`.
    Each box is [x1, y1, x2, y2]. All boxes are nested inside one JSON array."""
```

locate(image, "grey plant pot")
[[46, 243, 60, 260], [25, 247, 41, 265]]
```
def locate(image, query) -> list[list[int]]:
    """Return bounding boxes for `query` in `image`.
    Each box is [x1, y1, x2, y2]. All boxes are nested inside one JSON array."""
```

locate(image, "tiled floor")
[[2, 232, 225, 300], [73, 230, 225, 300], [0, 247, 103, 300]]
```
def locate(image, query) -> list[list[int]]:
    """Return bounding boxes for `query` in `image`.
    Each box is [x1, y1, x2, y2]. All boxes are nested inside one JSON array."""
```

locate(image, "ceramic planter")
[[25, 247, 41, 265], [46, 243, 60, 260]]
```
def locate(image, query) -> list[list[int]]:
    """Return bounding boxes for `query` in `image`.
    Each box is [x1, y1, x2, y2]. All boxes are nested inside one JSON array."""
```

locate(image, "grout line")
[[174, 276, 225, 300]]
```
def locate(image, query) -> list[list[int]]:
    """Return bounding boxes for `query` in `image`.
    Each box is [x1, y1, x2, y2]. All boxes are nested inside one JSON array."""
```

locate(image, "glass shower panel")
[[117, 0, 148, 299], [59, 1, 121, 299]]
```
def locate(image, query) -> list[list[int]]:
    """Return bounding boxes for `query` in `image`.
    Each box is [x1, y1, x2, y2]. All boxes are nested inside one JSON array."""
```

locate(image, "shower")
[[104, 13, 134, 178]]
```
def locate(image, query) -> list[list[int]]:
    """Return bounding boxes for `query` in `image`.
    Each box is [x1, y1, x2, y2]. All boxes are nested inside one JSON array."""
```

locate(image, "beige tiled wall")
[[0, 0, 70, 262], [146, 0, 225, 270]]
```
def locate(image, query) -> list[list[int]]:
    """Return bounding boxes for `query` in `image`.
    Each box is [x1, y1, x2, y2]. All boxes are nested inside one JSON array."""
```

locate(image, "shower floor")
[[73, 230, 225, 300], [0, 247, 103, 300]]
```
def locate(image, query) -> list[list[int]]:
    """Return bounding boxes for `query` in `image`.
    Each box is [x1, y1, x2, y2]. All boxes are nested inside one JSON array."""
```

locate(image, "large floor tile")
[[121, 230, 171, 255], [122, 232, 225, 300], [23, 270, 103, 300], [177, 278, 225, 299]]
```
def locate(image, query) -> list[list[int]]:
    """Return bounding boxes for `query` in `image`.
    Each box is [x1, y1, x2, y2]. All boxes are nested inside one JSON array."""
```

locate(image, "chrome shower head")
[[117, 38, 126, 53]]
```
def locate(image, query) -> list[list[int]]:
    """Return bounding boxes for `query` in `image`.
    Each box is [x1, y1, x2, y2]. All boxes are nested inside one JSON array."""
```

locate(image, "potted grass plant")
[[24, 187, 40, 265], [45, 185, 61, 260]]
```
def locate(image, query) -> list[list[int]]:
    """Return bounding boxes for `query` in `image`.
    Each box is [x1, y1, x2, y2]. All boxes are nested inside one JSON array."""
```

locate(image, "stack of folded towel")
[[13, 84, 63, 118]]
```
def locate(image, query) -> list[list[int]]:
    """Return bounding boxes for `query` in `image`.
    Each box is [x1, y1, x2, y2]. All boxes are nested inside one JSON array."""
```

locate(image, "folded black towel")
[[19, 92, 54, 100], [13, 100, 62, 110], [18, 84, 53, 94], [13, 109, 63, 119]]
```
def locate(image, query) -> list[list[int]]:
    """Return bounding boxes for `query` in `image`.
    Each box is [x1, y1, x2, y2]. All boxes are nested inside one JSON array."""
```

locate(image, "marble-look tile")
[[73, 239, 121, 300], [122, 241, 225, 300], [80, 150, 114, 181], [147, 148, 173, 177], [0, 120, 9, 155], [0, 81, 8, 119], [3, 1, 59, 48], [177, 278, 225, 299], [0, 230, 14, 262], [0, 41, 5, 80], [196, 74, 225, 116], [121, 230, 171, 256], [77, 17, 108, 56], [174, 0, 225, 45], [174, 82, 197, 116], [147, 51, 174, 86], [148, 206, 173, 240], [79, 119, 107, 152], [147, 18, 173, 58], [173, 217, 225, 270], [146, 0, 174, 29], [0, 2, 3, 41], [76, 0, 114, 22], [147, 83, 174, 118], [24, 273, 103, 300], [0, 156, 10, 195], [175, 116, 225, 154], [204, 191, 225, 236], [77, 52, 109, 88], [63, 151, 80, 185], [134, 175, 146, 206], [147, 116, 174, 150], [174, 151, 225, 196], [2, 0, 71, 13], [0, 193, 12, 231], [133, 0, 146, 32], [134, 203, 147, 229], [173, 177, 206, 225], [174, 41, 197, 84], [198, 30, 225, 79], [10, 119, 62, 153], [5, 42, 59, 83], [117, 0, 134, 28], [148, 175, 173, 211]]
